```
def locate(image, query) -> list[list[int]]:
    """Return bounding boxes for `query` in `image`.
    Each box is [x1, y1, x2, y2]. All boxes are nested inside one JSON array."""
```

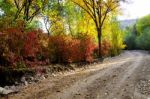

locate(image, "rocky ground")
[[1, 50, 150, 99]]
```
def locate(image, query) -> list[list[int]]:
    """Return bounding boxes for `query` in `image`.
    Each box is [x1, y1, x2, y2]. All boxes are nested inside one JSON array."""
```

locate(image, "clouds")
[[118, 0, 150, 20]]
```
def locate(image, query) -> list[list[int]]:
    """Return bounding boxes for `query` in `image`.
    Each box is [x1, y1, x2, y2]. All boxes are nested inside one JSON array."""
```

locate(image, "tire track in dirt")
[[46, 51, 137, 99], [104, 51, 144, 99]]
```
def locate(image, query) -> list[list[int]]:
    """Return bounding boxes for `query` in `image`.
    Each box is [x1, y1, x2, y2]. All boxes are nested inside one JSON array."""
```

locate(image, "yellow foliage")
[[77, 13, 97, 39], [110, 21, 126, 55]]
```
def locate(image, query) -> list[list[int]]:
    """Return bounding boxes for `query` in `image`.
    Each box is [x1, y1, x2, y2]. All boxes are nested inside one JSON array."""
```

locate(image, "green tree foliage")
[[125, 26, 137, 50], [42, 0, 65, 36], [26, 20, 42, 30], [136, 14, 150, 34], [12, 0, 48, 22], [125, 14, 150, 50], [0, 0, 15, 16], [0, 0, 48, 30], [136, 28, 150, 50], [64, 0, 84, 36]]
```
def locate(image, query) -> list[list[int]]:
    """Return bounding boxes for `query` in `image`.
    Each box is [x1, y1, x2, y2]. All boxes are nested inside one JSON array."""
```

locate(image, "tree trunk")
[[47, 29, 50, 37], [97, 27, 102, 58]]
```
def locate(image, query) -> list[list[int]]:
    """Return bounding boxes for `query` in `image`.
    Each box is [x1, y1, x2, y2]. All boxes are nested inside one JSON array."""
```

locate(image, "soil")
[[4, 50, 150, 99]]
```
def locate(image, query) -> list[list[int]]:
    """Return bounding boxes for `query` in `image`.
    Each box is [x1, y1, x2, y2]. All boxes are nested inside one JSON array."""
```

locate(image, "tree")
[[110, 20, 125, 56], [0, 0, 48, 22], [135, 14, 150, 50], [136, 28, 150, 50], [0, 0, 48, 31], [64, 0, 82, 36], [136, 14, 150, 35], [71, 0, 126, 58], [14, 0, 48, 22], [125, 25, 137, 50], [42, 0, 65, 36]]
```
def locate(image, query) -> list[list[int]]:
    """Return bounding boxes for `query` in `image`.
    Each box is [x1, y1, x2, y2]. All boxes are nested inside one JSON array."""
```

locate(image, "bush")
[[23, 30, 50, 67], [48, 35, 96, 63], [94, 40, 112, 57], [23, 31, 40, 59], [0, 32, 9, 66], [80, 36, 96, 62], [61, 37, 81, 63], [0, 26, 112, 68], [0, 28, 25, 67], [136, 28, 150, 50], [48, 35, 80, 63], [101, 40, 112, 57], [5, 28, 25, 55], [0, 28, 48, 68]]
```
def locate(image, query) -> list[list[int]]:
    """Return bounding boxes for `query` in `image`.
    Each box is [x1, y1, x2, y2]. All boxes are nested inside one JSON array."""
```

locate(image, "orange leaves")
[[48, 35, 79, 63], [80, 36, 97, 62], [101, 39, 112, 57], [3, 28, 25, 57], [0, 28, 25, 67], [23, 31, 39, 58], [0, 27, 111, 68], [0, 28, 46, 68], [48, 35, 96, 63]]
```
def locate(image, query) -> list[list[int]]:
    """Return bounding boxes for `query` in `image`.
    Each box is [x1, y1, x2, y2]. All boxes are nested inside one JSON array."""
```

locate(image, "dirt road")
[[8, 51, 150, 99]]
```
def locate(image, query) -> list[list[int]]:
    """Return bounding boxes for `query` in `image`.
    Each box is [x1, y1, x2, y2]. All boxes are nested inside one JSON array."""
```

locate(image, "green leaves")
[[125, 14, 150, 50], [136, 14, 150, 34]]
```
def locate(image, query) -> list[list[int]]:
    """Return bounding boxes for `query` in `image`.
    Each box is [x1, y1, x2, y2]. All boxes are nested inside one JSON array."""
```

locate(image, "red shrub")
[[0, 28, 25, 67], [101, 40, 112, 56], [0, 28, 49, 67], [95, 40, 112, 57], [48, 35, 71, 63], [48, 35, 96, 63], [80, 36, 96, 62], [5, 52, 23, 68], [23, 31, 40, 58], [0, 27, 97, 67], [61, 37, 81, 63], [5, 28, 25, 55], [22, 30, 50, 67]]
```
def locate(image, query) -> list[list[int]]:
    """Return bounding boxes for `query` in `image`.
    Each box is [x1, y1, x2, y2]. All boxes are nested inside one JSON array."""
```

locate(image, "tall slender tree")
[[72, 0, 126, 58]]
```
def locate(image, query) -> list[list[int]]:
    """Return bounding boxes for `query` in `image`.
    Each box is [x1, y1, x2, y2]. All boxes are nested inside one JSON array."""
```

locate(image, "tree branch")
[[71, 0, 95, 21]]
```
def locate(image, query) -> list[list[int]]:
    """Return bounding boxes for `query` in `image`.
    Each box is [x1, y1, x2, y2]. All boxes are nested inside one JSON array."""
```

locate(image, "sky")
[[118, 0, 150, 20]]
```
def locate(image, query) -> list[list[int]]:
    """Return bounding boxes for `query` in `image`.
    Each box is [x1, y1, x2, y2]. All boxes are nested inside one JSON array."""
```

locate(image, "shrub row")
[[0, 28, 112, 68]]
